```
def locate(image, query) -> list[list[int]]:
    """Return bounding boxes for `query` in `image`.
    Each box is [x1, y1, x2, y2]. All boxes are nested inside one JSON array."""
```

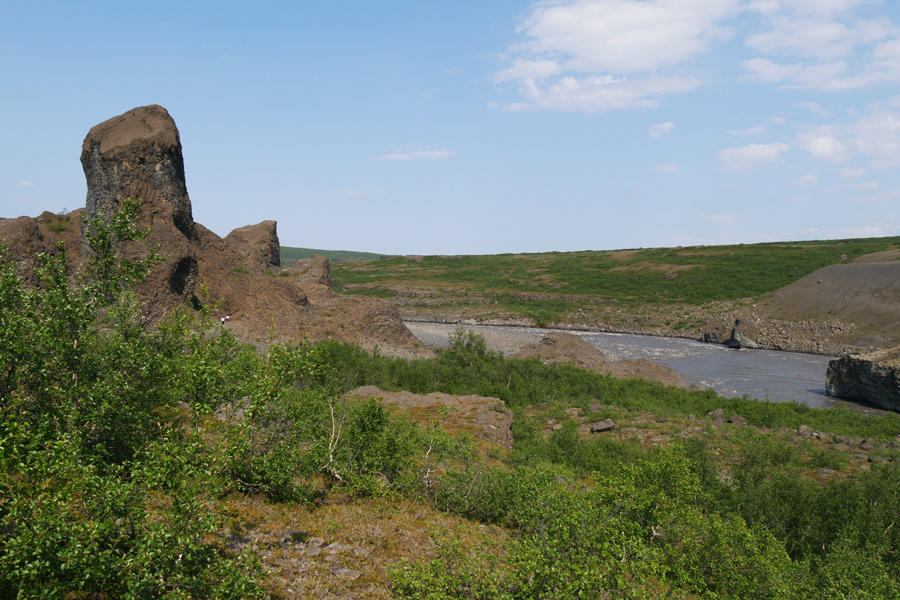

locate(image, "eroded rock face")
[[224, 220, 281, 274], [81, 104, 193, 236], [827, 347, 900, 412]]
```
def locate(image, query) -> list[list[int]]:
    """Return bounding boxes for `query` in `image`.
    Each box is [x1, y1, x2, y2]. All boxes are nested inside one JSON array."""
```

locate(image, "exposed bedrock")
[[81, 104, 193, 237], [224, 220, 281, 274], [72, 104, 424, 355], [827, 347, 900, 412]]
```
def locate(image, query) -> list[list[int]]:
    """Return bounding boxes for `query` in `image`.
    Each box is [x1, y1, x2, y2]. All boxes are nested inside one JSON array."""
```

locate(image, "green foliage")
[[0, 203, 265, 598], [279, 246, 383, 260], [331, 237, 900, 309], [6, 211, 900, 598], [308, 335, 900, 441]]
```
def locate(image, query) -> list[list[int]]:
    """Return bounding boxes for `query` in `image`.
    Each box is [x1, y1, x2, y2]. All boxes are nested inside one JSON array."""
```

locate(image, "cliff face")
[[827, 347, 900, 412]]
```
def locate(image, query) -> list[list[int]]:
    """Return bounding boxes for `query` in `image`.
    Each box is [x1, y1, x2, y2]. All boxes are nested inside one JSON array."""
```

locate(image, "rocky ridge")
[[1, 105, 426, 357]]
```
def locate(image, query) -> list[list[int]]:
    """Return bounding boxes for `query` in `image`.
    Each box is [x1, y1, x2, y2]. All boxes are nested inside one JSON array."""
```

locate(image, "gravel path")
[[405, 322, 544, 356]]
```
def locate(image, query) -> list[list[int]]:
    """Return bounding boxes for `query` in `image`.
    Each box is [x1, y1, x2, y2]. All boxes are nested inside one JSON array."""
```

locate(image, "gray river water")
[[478, 326, 884, 413]]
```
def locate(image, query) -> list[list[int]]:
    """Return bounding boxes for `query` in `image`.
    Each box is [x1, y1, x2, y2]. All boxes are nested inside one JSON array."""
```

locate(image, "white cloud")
[[19, 181, 33, 187], [648, 122, 675, 137], [494, 0, 741, 111], [845, 181, 879, 191], [845, 106, 900, 168], [802, 222, 900, 238], [795, 126, 850, 161], [838, 166, 866, 177], [793, 173, 818, 187], [742, 1, 900, 90], [716, 142, 791, 171], [343, 189, 365, 197], [794, 97, 900, 168], [726, 124, 768, 135], [794, 101, 831, 117], [653, 162, 680, 173], [500, 74, 700, 112], [375, 149, 455, 161]]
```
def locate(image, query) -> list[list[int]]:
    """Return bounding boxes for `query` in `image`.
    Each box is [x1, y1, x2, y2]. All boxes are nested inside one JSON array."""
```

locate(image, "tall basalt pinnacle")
[[81, 104, 194, 237]]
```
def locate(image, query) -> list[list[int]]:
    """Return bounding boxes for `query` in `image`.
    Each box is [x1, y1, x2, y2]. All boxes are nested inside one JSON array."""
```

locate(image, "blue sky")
[[2, 0, 899, 255]]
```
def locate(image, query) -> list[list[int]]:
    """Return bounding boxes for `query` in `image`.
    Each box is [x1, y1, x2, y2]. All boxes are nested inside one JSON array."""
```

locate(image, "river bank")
[[401, 304, 866, 358]]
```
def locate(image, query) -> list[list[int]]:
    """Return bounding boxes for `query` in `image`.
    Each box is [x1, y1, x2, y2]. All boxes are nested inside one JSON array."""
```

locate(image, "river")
[[406, 322, 886, 414]]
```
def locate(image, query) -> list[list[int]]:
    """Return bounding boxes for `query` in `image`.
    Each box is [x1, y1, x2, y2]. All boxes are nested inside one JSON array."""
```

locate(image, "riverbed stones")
[[728, 414, 747, 426]]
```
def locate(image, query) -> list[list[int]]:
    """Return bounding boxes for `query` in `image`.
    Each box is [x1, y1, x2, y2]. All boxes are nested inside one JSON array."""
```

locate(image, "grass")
[[328, 236, 900, 323], [281, 246, 384, 260]]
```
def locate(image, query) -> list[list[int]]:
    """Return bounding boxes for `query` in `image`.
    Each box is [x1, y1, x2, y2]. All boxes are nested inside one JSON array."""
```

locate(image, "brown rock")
[[827, 347, 900, 412], [224, 220, 281, 274], [81, 104, 193, 236], [708, 408, 726, 421], [588, 419, 616, 433]]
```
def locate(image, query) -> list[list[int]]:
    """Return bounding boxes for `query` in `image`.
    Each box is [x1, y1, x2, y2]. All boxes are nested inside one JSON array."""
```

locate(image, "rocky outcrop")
[[826, 347, 900, 412], [290, 254, 332, 287], [81, 105, 193, 236], [2, 105, 430, 357], [224, 220, 280, 274]]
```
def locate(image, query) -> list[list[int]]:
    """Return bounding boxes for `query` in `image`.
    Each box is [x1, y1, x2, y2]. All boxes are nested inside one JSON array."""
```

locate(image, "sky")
[[2, 0, 899, 255]]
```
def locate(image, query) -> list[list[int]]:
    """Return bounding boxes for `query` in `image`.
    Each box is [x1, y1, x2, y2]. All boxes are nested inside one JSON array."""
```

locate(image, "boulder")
[[725, 319, 760, 349], [728, 414, 747, 426], [224, 220, 281, 273], [588, 419, 616, 433], [826, 346, 900, 412], [708, 408, 726, 421]]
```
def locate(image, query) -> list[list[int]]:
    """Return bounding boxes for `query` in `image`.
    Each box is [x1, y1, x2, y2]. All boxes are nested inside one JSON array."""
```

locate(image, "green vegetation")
[[280, 246, 383, 260], [330, 237, 900, 322], [3, 210, 900, 598]]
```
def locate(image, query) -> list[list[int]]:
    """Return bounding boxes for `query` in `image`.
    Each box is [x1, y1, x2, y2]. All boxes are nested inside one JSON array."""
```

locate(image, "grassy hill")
[[329, 236, 900, 330], [280, 245, 383, 261]]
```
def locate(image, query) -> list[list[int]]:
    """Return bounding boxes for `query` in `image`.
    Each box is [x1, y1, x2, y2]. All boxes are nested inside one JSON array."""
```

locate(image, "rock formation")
[[4, 104, 427, 357], [826, 347, 900, 412], [81, 105, 193, 236], [724, 319, 760, 349], [224, 221, 281, 274]]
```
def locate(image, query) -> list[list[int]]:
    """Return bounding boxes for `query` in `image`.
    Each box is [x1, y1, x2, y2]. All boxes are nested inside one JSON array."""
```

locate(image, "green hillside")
[[280, 246, 383, 260], [332, 237, 900, 305]]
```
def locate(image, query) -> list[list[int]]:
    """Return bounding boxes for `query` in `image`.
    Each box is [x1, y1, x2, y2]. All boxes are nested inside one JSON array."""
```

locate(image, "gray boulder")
[[588, 419, 616, 433], [725, 319, 760, 349]]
